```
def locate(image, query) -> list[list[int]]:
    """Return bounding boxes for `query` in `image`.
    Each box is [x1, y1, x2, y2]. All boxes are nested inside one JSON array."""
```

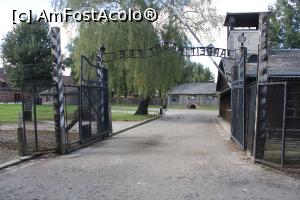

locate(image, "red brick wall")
[[0, 91, 23, 102], [0, 91, 14, 102]]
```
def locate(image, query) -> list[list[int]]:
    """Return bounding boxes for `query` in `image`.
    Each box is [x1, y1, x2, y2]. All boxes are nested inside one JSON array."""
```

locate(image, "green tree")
[[269, 0, 300, 48], [181, 61, 214, 83], [1, 19, 51, 88], [53, 0, 219, 114]]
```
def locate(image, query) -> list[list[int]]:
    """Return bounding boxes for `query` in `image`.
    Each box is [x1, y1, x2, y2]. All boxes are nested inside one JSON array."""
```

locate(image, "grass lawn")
[[0, 103, 217, 123], [0, 104, 25, 123], [112, 104, 159, 112], [0, 104, 157, 123]]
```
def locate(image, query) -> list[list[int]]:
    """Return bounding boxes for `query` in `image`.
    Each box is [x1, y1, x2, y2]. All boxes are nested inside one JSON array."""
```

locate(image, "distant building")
[[166, 83, 218, 108], [0, 68, 22, 103], [40, 76, 78, 105]]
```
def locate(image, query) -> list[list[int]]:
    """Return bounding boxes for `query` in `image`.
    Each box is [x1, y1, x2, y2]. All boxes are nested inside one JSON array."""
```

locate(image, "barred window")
[[286, 86, 300, 119]]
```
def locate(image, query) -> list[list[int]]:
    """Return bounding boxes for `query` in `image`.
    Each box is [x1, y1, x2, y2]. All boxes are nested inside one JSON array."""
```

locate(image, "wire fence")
[[255, 82, 300, 168]]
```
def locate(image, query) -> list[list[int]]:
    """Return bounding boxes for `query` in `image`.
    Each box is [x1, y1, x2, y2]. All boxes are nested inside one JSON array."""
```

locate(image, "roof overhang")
[[224, 12, 268, 28]]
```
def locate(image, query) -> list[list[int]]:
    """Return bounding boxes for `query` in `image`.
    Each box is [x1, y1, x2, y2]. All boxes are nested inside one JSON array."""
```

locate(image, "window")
[[286, 86, 300, 119], [2, 82, 6, 88], [188, 95, 196, 100], [205, 95, 214, 100], [247, 54, 258, 63], [171, 95, 179, 102]]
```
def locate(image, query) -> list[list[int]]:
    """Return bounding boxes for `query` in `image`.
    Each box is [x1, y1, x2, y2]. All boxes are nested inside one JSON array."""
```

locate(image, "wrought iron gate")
[[230, 47, 246, 148], [245, 83, 257, 155], [79, 55, 111, 143]]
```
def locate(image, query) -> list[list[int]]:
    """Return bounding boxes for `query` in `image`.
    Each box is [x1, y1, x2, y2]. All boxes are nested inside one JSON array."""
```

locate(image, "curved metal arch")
[[80, 55, 102, 69], [102, 41, 236, 63]]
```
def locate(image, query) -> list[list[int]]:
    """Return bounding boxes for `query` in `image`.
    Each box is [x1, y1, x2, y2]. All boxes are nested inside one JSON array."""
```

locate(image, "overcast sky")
[[0, 0, 276, 77]]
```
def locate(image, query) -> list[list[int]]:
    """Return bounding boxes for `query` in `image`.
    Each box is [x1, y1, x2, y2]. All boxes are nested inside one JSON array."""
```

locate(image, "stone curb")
[[215, 116, 231, 139], [0, 154, 42, 171], [111, 115, 163, 137]]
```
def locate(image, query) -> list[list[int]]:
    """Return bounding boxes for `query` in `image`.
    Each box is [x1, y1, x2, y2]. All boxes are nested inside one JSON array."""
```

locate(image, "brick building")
[[0, 68, 22, 103]]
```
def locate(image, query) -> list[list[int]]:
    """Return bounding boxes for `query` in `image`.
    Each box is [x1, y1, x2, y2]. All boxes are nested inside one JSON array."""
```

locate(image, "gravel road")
[[0, 109, 299, 200], [0, 121, 141, 164]]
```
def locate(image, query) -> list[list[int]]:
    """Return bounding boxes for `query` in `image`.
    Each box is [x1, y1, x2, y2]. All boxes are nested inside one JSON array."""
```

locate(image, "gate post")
[[253, 13, 270, 161], [96, 45, 113, 135], [51, 27, 66, 154]]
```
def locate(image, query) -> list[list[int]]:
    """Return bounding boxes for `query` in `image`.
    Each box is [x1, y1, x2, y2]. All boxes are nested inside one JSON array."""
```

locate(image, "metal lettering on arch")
[[102, 41, 236, 62]]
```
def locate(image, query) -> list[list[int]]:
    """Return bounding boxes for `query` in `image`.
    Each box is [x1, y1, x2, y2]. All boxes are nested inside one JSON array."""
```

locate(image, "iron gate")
[[245, 83, 257, 155], [230, 48, 246, 149], [79, 55, 111, 143]]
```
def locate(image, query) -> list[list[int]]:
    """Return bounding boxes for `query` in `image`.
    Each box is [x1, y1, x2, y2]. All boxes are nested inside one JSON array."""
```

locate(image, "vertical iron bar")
[[88, 88, 92, 134], [64, 86, 68, 144], [79, 56, 83, 143], [242, 47, 247, 149], [253, 46, 260, 161], [281, 82, 287, 167], [21, 90, 27, 154], [33, 87, 38, 152], [96, 47, 104, 135], [64, 86, 67, 127]]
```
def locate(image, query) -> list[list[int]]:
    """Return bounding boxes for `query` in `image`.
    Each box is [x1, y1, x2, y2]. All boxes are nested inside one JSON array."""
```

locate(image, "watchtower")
[[224, 12, 262, 61]]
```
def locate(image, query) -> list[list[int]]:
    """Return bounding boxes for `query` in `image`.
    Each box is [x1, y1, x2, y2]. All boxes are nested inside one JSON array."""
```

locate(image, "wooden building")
[[40, 76, 78, 105], [0, 68, 22, 103], [167, 83, 218, 108], [217, 12, 300, 167]]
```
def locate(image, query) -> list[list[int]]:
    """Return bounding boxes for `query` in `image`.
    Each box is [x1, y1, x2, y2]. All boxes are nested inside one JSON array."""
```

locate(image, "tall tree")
[[1, 19, 52, 88], [181, 61, 214, 83], [269, 0, 300, 48], [156, 0, 223, 42], [53, 0, 219, 114]]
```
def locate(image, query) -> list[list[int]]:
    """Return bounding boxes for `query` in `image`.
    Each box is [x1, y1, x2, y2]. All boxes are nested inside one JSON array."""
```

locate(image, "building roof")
[[0, 68, 13, 90], [220, 49, 300, 78], [63, 75, 76, 86], [0, 68, 8, 83], [167, 83, 216, 95], [217, 49, 300, 92], [247, 49, 300, 77], [1, 68, 77, 84], [224, 12, 268, 28], [40, 76, 77, 95], [39, 86, 78, 95]]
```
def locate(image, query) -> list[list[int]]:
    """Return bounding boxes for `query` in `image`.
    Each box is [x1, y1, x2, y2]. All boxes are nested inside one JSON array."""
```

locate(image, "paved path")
[[0, 110, 299, 200]]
